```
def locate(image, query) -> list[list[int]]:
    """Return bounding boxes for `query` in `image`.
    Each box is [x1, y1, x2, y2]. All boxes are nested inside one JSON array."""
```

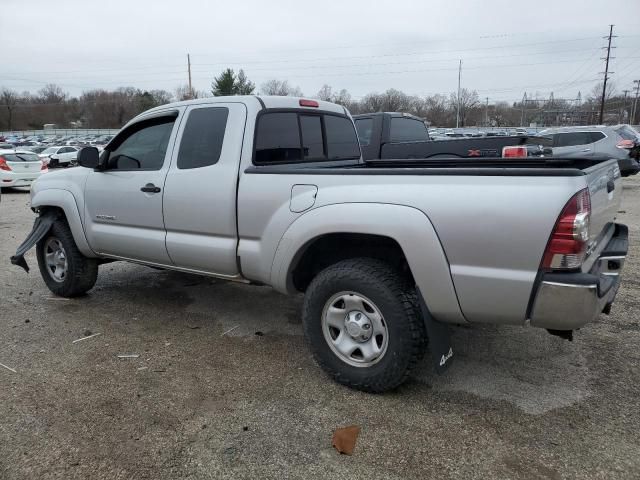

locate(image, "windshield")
[[42, 147, 58, 154]]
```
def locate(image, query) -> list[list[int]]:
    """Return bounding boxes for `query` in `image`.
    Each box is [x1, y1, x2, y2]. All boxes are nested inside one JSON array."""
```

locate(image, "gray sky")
[[2, 0, 640, 103]]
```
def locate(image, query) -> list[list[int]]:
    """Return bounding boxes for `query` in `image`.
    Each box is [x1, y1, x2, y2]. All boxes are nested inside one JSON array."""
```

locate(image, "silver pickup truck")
[[11, 96, 629, 392]]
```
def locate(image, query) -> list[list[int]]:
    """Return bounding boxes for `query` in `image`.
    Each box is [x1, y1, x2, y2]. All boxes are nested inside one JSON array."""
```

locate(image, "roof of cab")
[[136, 95, 347, 120]]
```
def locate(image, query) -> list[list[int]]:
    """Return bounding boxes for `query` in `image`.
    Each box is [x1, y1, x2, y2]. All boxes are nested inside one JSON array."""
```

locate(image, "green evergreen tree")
[[211, 68, 237, 96], [235, 69, 255, 95]]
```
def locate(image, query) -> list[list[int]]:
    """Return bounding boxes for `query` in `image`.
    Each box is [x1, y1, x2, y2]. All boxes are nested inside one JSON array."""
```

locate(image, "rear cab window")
[[254, 110, 360, 165]]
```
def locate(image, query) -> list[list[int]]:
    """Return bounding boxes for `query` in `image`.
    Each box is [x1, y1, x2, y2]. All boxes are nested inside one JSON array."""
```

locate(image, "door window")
[[355, 118, 373, 146], [107, 117, 175, 170], [177, 107, 229, 169], [390, 117, 429, 142]]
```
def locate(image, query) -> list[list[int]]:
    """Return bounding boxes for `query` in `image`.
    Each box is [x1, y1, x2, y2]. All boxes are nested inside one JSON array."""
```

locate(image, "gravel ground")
[[0, 177, 639, 480]]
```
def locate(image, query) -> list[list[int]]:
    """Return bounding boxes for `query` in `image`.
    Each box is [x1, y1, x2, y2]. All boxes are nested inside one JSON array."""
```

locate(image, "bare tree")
[[260, 79, 303, 96], [449, 88, 480, 126], [316, 84, 332, 101], [0, 88, 18, 130]]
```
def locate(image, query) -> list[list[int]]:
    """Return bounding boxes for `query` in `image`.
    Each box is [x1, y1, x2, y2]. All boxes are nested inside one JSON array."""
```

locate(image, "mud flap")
[[10, 210, 58, 273], [417, 288, 453, 374]]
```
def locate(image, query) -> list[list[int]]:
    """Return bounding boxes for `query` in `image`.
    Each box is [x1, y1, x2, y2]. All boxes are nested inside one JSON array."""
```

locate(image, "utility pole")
[[599, 25, 616, 124], [187, 54, 193, 99], [485, 97, 489, 127], [520, 92, 527, 126], [621, 89, 630, 123], [456, 59, 462, 128], [632, 80, 640, 125]]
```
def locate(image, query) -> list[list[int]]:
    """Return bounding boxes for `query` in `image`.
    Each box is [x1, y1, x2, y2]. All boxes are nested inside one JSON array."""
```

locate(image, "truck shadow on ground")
[[89, 264, 590, 415]]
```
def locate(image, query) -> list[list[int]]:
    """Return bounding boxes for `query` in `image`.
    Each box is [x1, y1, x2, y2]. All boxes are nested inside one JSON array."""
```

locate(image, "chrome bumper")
[[529, 224, 628, 330]]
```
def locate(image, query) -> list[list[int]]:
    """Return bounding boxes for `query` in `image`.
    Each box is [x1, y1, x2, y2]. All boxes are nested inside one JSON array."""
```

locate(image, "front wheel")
[[302, 258, 427, 392], [36, 219, 98, 297]]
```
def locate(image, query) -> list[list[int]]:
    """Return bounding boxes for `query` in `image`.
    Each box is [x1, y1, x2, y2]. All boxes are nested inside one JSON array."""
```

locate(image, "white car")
[[0, 149, 47, 192], [38, 146, 79, 167]]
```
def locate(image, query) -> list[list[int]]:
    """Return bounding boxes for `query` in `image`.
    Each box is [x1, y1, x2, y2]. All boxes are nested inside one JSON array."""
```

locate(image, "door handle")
[[140, 183, 161, 193]]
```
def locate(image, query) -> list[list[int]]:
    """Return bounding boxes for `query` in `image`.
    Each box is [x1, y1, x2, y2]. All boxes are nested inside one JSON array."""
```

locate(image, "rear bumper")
[[0, 171, 42, 187], [529, 223, 628, 330]]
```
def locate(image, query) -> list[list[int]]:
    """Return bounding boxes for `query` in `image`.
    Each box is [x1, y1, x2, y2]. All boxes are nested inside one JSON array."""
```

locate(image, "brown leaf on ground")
[[332, 425, 361, 455]]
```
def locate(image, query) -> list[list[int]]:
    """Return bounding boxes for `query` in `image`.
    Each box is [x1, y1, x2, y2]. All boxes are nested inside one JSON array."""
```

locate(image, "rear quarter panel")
[[238, 169, 588, 326]]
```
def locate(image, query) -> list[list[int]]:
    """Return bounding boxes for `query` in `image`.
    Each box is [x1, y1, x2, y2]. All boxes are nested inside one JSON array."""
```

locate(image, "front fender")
[[270, 203, 467, 325], [31, 189, 96, 258]]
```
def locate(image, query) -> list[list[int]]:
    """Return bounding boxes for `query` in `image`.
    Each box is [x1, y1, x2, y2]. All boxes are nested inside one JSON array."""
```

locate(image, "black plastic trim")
[[244, 164, 585, 177]]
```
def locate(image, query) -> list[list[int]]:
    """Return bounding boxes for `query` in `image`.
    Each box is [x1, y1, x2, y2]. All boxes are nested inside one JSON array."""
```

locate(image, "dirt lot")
[[1, 177, 639, 480]]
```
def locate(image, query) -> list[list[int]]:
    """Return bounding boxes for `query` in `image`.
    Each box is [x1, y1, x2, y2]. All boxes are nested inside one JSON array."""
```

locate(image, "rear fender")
[[270, 203, 467, 325]]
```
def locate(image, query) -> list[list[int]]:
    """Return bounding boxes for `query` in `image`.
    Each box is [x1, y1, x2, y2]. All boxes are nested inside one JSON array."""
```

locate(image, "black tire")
[[302, 257, 427, 393], [36, 219, 98, 297]]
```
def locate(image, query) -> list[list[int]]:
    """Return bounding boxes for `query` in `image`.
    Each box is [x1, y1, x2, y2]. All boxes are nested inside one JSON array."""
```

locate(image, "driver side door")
[[83, 111, 181, 265]]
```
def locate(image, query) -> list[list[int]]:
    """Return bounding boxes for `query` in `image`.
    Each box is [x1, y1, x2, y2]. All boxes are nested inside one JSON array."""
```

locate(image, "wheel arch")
[[32, 189, 96, 258], [270, 203, 467, 324]]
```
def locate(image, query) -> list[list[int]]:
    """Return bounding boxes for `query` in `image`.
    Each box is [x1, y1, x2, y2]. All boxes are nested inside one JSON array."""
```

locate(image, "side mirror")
[[77, 147, 100, 169]]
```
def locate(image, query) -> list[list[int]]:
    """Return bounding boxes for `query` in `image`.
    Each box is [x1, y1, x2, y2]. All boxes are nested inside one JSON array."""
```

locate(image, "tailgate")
[[584, 158, 622, 260]]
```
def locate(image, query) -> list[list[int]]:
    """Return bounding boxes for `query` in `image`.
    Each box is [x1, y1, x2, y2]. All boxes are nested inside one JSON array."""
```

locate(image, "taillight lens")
[[0, 156, 11, 171], [502, 146, 528, 158], [616, 139, 635, 149], [542, 188, 591, 270], [40, 160, 48, 172]]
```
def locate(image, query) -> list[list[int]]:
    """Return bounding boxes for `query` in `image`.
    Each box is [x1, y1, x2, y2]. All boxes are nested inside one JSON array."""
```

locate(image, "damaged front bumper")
[[529, 223, 628, 330]]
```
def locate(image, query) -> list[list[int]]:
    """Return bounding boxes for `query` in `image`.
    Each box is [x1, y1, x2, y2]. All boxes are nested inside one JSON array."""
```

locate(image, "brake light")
[[0, 156, 11, 171], [542, 188, 591, 270], [40, 160, 48, 172], [502, 146, 528, 158], [616, 139, 635, 149], [299, 99, 319, 108]]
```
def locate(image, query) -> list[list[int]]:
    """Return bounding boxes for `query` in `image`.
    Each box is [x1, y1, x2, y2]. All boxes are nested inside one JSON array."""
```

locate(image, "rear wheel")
[[36, 219, 98, 297], [302, 258, 427, 392]]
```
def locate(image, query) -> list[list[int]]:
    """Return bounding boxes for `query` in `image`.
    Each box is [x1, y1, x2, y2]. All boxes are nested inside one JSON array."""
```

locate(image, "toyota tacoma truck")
[[11, 96, 629, 392], [353, 112, 551, 160]]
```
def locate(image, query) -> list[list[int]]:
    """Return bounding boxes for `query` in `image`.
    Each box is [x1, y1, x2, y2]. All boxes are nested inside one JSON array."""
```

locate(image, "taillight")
[[40, 160, 48, 172], [299, 99, 319, 108], [616, 139, 635, 149], [0, 156, 11, 171], [542, 188, 591, 270], [502, 146, 528, 158]]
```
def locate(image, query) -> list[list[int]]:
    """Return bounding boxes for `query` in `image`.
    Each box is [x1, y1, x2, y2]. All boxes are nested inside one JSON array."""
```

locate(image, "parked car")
[[0, 143, 15, 150], [24, 146, 49, 154], [38, 146, 79, 167], [539, 125, 640, 176], [11, 96, 628, 392], [0, 148, 47, 191], [353, 113, 551, 160]]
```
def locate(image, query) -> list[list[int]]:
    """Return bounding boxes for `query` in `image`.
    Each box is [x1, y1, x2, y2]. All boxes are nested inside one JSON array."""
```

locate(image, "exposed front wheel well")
[[290, 233, 413, 292]]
